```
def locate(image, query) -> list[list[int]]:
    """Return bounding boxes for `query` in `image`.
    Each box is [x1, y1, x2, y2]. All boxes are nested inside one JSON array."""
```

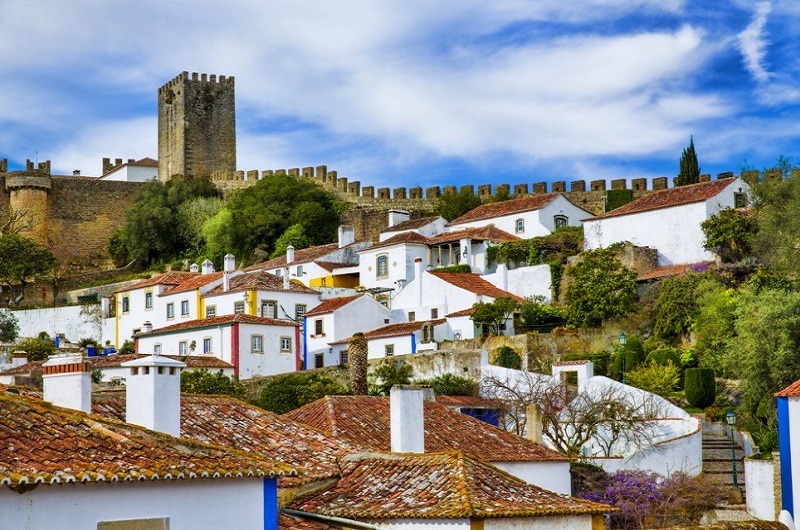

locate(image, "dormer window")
[[554, 215, 568, 229], [515, 219, 525, 234]]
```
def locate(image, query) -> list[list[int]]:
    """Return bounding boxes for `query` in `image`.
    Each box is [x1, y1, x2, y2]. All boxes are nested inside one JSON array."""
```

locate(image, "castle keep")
[[158, 71, 236, 180]]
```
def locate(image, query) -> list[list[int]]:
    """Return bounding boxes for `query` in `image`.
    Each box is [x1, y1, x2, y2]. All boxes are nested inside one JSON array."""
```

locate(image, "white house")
[[98, 157, 159, 182], [135, 314, 301, 379], [330, 319, 448, 360], [358, 232, 431, 294], [378, 212, 447, 242], [447, 193, 592, 237], [302, 294, 390, 369], [583, 177, 751, 266], [426, 225, 519, 274]]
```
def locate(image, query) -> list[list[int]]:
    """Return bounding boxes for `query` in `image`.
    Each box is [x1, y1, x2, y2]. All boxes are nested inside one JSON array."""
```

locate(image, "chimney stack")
[[223, 253, 235, 272], [201, 259, 215, 275], [286, 245, 295, 264], [414, 258, 424, 306], [142, 321, 153, 333], [497, 261, 508, 291], [338, 225, 355, 248], [390, 385, 425, 453], [388, 209, 410, 228], [122, 355, 185, 437], [525, 404, 543, 444], [42, 354, 92, 414], [190, 263, 199, 273]]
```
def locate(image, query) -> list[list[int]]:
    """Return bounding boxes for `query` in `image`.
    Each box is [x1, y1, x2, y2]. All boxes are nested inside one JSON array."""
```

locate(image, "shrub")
[[434, 264, 471, 273], [684, 368, 716, 409], [118, 340, 135, 355], [562, 352, 610, 377], [255, 372, 349, 414], [181, 368, 243, 397], [645, 348, 681, 367], [417, 373, 478, 396], [609, 337, 644, 381], [369, 359, 413, 395], [0, 311, 19, 343], [15, 335, 56, 361], [626, 361, 680, 396], [494, 346, 521, 369]]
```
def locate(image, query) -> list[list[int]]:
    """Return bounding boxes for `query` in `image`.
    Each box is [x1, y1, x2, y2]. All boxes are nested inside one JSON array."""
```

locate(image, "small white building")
[[331, 319, 448, 360], [447, 193, 592, 237], [98, 157, 159, 182], [583, 177, 751, 266], [378, 212, 447, 242], [302, 294, 390, 369], [135, 314, 301, 379]]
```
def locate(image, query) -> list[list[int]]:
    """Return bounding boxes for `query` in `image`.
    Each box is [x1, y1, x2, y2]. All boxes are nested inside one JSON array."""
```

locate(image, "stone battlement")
[[158, 71, 234, 94]]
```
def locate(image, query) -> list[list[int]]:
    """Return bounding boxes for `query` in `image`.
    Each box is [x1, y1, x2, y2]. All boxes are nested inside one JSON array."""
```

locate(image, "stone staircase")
[[701, 423, 755, 523]]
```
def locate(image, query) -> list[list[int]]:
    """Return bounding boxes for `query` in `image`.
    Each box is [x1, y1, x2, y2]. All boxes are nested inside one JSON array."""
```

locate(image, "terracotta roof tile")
[[161, 272, 224, 295], [448, 194, 561, 226], [776, 379, 800, 397], [117, 271, 200, 293], [331, 319, 447, 345], [368, 231, 431, 250], [0, 360, 44, 375], [428, 225, 519, 245], [303, 295, 363, 317], [93, 393, 367, 486], [0, 392, 295, 486], [245, 243, 340, 271], [204, 270, 318, 296], [290, 451, 607, 519], [431, 272, 525, 302], [587, 178, 739, 220], [135, 157, 159, 167], [137, 314, 297, 337], [445, 307, 474, 317], [0, 355, 233, 375], [284, 395, 568, 462], [279, 513, 340, 530], [435, 395, 499, 409], [383, 216, 442, 233], [313, 261, 351, 272]]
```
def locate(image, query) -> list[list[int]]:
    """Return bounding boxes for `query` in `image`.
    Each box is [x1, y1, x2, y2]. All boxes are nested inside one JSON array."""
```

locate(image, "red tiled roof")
[[204, 270, 318, 296], [368, 231, 431, 250], [331, 319, 447, 345], [289, 451, 607, 519], [587, 178, 739, 220], [0, 360, 44, 375], [0, 355, 233, 375], [93, 393, 368, 486], [279, 513, 339, 530], [383, 216, 442, 233], [135, 157, 159, 167], [636, 262, 715, 281], [445, 307, 474, 317], [776, 379, 800, 397], [284, 395, 568, 462], [137, 314, 297, 337], [303, 295, 363, 317], [435, 395, 499, 409], [448, 194, 561, 226], [313, 261, 351, 272], [0, 392, 295, 486], [117, 271, 200, 293], [245, 243, 340, 271], [161, 272, 224, 295], [428, 225, 519, 245], [431, 272, 525, 302]]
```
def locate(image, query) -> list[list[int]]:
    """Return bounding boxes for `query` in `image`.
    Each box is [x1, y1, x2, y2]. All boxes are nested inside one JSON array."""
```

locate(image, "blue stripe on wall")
[[778, 396, 793, 517], [264, 478, 278, 530], [411, 333, 416, 354]]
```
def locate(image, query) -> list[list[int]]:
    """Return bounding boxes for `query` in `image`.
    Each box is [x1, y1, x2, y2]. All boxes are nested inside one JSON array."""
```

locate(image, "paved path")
[[701, 424, 756, 522]]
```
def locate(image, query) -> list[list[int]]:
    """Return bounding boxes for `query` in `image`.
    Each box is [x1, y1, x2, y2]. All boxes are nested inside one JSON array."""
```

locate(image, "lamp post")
[[618, 332, 627, 384], [725, 409, 743, 504]]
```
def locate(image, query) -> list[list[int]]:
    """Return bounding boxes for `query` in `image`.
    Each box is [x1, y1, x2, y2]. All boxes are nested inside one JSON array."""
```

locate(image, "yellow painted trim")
[[247, 290, 256, 315], [114, 293, 119, 347], [197, 290, 203, 319], [469, 519, 484, 530]]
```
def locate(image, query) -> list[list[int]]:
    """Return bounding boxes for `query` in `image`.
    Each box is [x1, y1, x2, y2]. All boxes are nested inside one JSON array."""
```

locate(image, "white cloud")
[[737, 2, 773, 83]]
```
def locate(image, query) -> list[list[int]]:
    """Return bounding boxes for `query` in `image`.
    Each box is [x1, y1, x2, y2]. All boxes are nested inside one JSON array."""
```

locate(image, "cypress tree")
[[676, 136, 701, 186]]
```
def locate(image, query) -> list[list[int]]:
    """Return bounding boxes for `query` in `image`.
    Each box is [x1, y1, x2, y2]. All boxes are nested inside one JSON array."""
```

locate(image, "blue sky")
[[2, 1, 800, 189]]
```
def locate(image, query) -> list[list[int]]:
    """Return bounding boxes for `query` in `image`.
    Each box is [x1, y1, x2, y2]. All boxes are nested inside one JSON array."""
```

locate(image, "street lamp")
[[725, 409, 743, 504], [618, 332, 627, 384]]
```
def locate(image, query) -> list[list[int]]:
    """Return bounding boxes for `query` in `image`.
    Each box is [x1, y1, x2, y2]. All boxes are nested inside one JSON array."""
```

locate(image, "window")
[[234, 300, 245, 314], [431, 308, 438, 319], [166, 303, 175, 319], [408, 311, 416, 322], [339, 350, 349, 366], [385, 344, 394, 356], [297, 265, 304, 276], [205, 305, 216, 318], [376, 254, 389, 278], [515, 218, 525, 233], [251, 335, 263, 353], [421, 322, 434, 343], [145, 291, 153, 309], [261, 300, 277, 319], [314, 353, 324, 368], [275, 268, 282, 276], [734, 191, 748, 208], [295, 304, 307, 319], [203, 337, 212, 354], [280, 336, 292, 352], [153, 344, 161, 355], [122, 296, 130, 313], [554, 214, 568, 228], [376, 294, 389, 308], [314, 318, 324, 336], [181, 300, 189, 316], [178, 341, 187, 356]]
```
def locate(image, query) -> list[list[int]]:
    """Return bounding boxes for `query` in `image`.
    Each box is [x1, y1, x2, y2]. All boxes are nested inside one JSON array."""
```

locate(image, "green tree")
[[518, 296, 565, 330], [270, 224, 313, 259], [416, 373, 478, 396], [470, 297, 519, 336], [494, 346, 522, 369], [651, 274, 717, 342], [701, 208, 758, 263], [626, 361, 681, 396], [227, 173, 340, 261], [15, 334, 56, 361], [692, 283, 738, 374], [0, 311, 19, 343], [118, 340, 135, 355], [255, 372, 349, 414], [202, 207, 237, 263], [369, 359, 413, 395], [0, 234, 57, 296], [676, 136, 700, 186], [177, 196, 226, 255], [438, 188, 483, 221], [181, 368, 243, 397], [564, 248, 637, 327], [751, 168, 800, 275]]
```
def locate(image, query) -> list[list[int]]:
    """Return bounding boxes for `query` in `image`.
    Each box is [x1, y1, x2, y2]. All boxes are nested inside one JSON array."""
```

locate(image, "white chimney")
[[223, 272, 230, 292], [201, 259, 214, 274], [388, 209, 410, 227], [525, 404, 543, 444], [497, 261, 508, 291], [286, 245, 295, 264], [122, 355, 185, 437], [42, 354, 92, 414], [11, 351, 27, 367], [338, 225, 355, 248], [390, 385, 425, 453], [190, 263, 199, 273], [142, 321, 153, 333], [414, 258, 424, 307], [283, 267, 291, 290], [223, 253, 235, 272]]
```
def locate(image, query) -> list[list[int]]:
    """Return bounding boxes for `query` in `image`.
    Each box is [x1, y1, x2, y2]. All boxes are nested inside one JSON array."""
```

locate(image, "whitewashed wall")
[[487, 514, 596, 530], [0, 478, 272, 530], [358, 243, 430, 291], [493, 461, 571, 495], [483, 264, 551, 302], [449, 195, 589, 237], [746, 457, 777, 521], [12, 305, 103, 343]]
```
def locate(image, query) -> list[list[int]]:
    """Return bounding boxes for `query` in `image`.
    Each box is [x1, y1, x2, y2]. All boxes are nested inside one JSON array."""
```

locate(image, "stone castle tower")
[[5, 160, 52, 246], [157, 71, 236, 181]]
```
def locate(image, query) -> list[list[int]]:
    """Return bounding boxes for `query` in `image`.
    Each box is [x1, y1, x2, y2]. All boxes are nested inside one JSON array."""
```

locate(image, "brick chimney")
[[42, 354, 92, 414], [121, 355, 185, 437]]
